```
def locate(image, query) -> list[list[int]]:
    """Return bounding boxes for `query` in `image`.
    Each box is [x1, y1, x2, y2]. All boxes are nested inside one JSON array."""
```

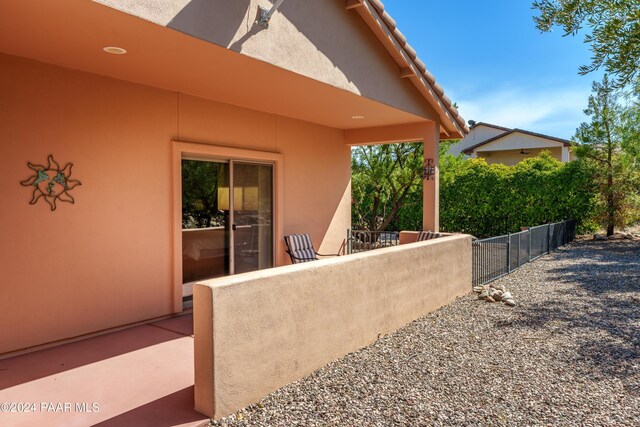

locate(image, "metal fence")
[[472, 220, 576, 287], [347, 230, 400, 254]]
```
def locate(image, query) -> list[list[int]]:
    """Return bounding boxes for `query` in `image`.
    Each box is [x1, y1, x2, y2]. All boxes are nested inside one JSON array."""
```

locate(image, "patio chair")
[[284, 233, 339, 264], [417, 230, 443, 241]]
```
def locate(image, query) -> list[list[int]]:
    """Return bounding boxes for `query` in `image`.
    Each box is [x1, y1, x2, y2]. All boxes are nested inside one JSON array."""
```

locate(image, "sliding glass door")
[[181, 159, 273, 285], [231, 162, 273, 274]]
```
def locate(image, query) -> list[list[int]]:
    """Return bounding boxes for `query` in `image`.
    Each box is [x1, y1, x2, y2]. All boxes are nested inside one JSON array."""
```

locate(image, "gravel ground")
[[210, 240, 640, 426]]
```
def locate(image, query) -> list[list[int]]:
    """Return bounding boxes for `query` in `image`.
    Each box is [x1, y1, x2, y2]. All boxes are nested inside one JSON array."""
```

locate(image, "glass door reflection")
[[181, 160, 230, 285], [230, 162, 273, 274]]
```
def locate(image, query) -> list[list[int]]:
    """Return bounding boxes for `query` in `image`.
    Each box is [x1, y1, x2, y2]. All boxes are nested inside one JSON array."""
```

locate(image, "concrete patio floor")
[[0, 313, 209, 427]]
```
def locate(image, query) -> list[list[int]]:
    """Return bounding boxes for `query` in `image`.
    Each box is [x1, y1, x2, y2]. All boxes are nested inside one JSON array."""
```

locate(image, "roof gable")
[[469, 122, 512, 132], [93, 0, 467, 137], [351, 0, 467, 137], [464, 129, 574, 154]]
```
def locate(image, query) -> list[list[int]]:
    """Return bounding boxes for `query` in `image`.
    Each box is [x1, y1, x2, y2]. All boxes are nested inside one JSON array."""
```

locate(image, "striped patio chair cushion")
[[285, 234, 318, 263], [417, 230, 443, 241]]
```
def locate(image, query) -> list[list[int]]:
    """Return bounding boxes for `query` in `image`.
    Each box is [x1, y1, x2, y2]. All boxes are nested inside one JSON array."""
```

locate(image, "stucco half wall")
[[193, 234, 472, 419]]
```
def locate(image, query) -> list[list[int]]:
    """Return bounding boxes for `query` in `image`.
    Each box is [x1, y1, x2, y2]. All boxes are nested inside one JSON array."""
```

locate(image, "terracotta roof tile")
[[354, 0, 467, 136], [423, 69, 436, 84], [381, 11, 396, 29], [404, 43, 418, 59], [393, 29, 407, 45], [433, 82, 444, 96], [370, 0, 384, 12]]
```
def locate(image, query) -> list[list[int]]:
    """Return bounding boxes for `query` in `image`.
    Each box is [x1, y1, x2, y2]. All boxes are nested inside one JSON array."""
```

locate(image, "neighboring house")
[[0, 0, 467, 358], [448, 122, 575, 165]]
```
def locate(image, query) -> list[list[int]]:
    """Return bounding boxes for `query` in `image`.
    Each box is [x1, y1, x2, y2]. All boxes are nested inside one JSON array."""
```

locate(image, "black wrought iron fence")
[[472, 220, 576, 287], [346, 230, 400, 254]]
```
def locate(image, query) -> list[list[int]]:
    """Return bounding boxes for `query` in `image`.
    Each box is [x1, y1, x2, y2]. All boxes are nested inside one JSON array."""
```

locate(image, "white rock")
[[501, 291, 513, 300], [504, 299, 516, 307], [490, 290, 503, 301]]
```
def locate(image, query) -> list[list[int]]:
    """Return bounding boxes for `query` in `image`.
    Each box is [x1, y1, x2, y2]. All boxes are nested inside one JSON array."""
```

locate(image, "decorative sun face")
[[20, 155, 81, 211]]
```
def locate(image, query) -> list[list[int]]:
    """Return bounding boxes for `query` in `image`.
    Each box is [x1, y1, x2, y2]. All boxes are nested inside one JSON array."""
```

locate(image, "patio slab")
[[150, 314, 194, 337], [0, 313, 208, 427]]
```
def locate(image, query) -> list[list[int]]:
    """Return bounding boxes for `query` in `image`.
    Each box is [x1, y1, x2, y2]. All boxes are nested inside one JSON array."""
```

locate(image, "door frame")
[[172, 140, 284, 313]]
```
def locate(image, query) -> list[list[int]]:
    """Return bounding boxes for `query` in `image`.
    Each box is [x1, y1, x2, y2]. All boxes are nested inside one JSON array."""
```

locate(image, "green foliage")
[[533, 0, 640, 88], [439, 153, 598, 237], [351, 144, 598, 237], [182, 160, 227, 229], [351, 143, 423, 231], [573, 75, 640, 234]]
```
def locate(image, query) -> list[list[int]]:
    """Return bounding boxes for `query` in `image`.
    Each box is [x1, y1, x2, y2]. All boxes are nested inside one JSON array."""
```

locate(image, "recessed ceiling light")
[[352, 115, 365, 119], [103, 46, 127, 55]]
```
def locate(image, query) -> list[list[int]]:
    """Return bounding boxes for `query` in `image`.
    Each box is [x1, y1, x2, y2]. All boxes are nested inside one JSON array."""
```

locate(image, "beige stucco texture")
[[193, 234, 472, 419], [95, 0, 438, 122]]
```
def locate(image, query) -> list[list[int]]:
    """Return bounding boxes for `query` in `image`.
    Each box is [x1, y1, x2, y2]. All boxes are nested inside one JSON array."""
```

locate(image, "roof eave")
[[349, 0, 468, 139], [463, 129, 576, 154]]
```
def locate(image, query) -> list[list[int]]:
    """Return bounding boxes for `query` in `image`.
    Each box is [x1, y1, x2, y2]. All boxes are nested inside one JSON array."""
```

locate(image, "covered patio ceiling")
[[0, 0, 434, 131]]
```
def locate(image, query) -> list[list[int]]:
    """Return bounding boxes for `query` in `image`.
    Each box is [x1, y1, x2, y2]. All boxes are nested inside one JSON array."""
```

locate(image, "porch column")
[[423, 123, 439, 232], [344, 122, 441, 232], [561, 146, 570, 162]]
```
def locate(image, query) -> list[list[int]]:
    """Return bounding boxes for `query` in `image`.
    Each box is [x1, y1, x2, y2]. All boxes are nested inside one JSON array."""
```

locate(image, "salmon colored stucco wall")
[[0, 53, 350, 354], [95, 0, 438, 122]]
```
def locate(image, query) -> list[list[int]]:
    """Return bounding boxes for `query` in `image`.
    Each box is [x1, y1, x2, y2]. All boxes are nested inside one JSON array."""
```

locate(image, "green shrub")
[[351, 146, 599, 237], [438, 152, 597, 237]]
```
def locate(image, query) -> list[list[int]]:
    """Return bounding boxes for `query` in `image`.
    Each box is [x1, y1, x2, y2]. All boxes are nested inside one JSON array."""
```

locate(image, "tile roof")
[[469, 122, 512, 132], [351, 0, 468, 137]]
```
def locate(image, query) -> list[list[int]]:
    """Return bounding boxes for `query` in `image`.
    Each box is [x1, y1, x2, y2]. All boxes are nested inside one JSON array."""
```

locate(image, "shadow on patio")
[[0, 313, 209, 427]]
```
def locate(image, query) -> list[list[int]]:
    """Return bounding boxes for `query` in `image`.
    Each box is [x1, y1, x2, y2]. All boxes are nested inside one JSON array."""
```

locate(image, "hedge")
[[438, 152, 597, 237]]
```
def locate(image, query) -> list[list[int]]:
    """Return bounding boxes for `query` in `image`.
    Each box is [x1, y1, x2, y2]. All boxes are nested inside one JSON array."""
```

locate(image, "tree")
[[181, 160, 227, 229], [573, 75, 640, 235], [533, 0, 640, 88], [351, 143, 423, 231]]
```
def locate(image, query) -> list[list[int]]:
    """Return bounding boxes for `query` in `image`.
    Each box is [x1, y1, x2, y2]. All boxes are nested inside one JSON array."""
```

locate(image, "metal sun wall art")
[[20, 155, 82, 211]]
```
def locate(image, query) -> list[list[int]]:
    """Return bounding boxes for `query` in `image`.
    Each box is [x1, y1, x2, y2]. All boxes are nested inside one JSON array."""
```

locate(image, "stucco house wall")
[[470, 132, 573, 164], [0, 53, 350, 354], [472, 132, 566, 152], [0, 0, 465, 356], [95, 0, 439, 123], [477, 147, 563, 166], [453, 123, 574, 165], [447, 124, 505, 156]]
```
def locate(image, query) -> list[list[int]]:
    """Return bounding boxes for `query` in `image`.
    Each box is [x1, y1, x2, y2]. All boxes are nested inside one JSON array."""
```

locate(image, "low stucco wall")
[[193, 234, 472, 419], [398, 231, 453, 245]]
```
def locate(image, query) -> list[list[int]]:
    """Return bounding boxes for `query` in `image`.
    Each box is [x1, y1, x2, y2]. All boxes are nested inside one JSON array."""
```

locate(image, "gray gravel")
[[210, 240, 640, 426]]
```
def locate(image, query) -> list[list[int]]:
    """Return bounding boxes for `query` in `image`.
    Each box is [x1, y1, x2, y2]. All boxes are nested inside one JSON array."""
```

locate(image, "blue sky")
[[383, 1, 604, 139]]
